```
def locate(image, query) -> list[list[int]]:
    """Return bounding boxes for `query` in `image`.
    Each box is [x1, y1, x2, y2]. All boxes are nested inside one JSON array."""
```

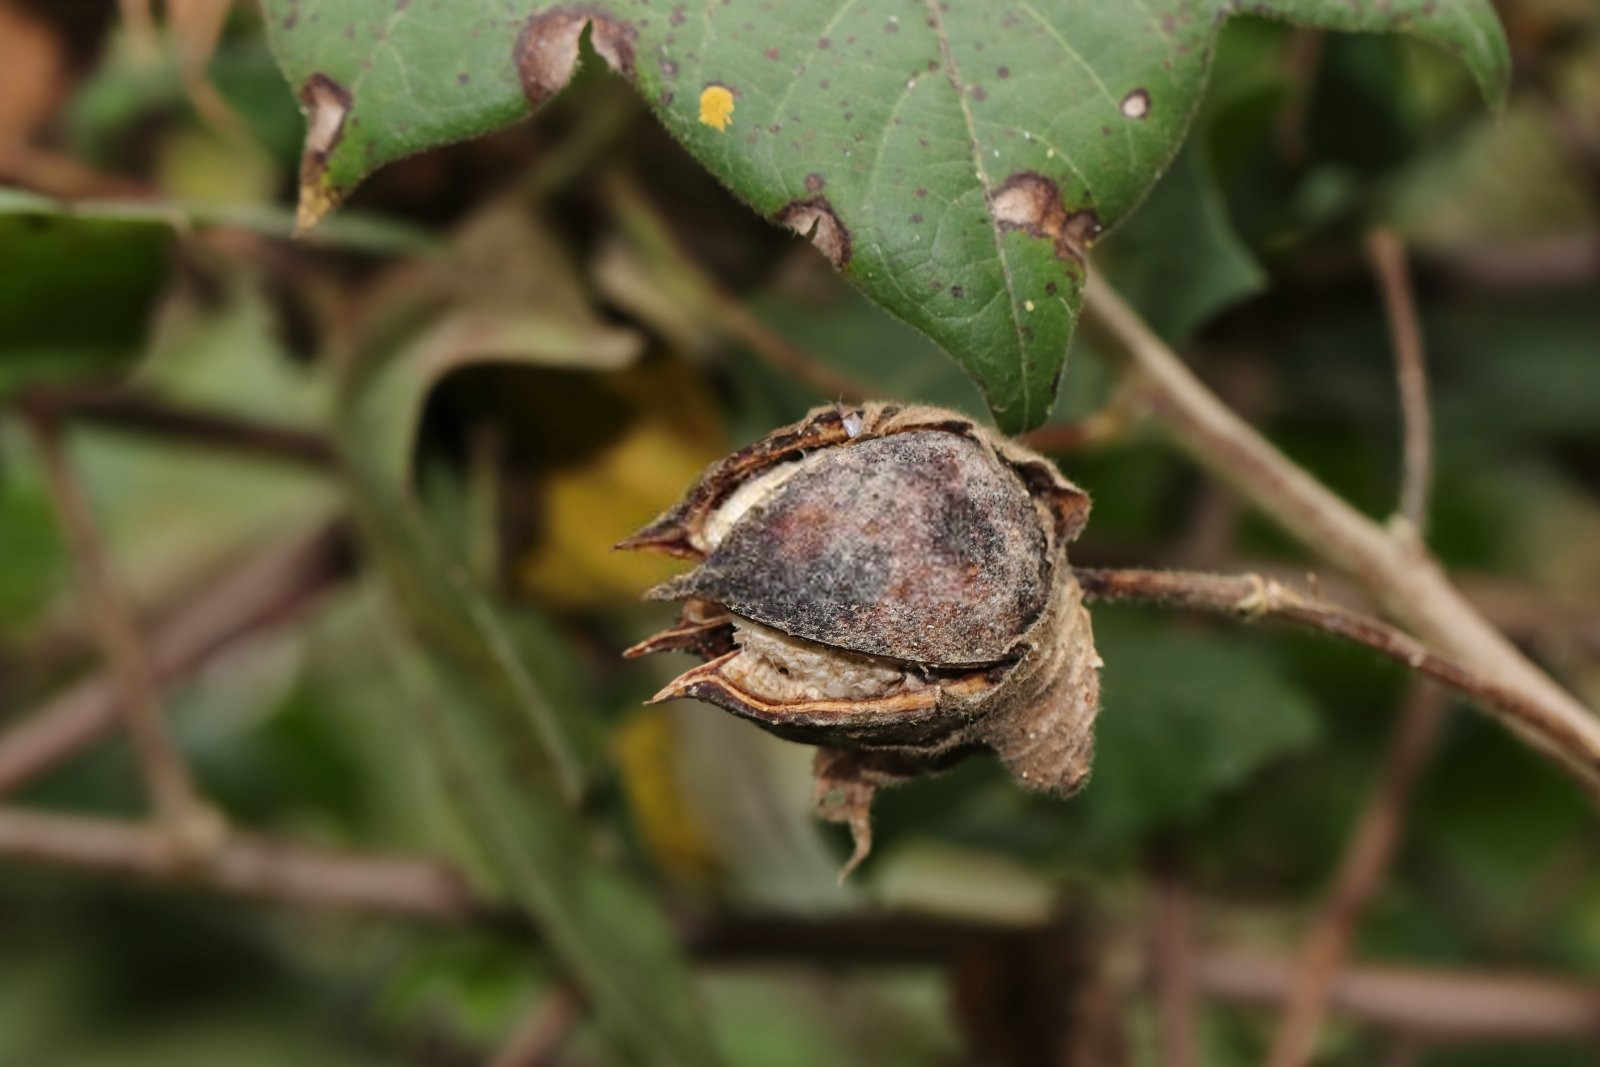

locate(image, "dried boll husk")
[[620, 403, 1101, 873]]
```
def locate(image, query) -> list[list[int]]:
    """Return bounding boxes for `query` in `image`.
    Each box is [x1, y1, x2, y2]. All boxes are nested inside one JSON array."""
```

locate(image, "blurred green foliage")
[[2, 2, 1599, 1065]]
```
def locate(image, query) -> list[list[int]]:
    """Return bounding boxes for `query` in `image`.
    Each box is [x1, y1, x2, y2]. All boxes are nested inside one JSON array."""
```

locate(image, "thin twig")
[[21, 413, 217, 838], [1380, 1037, 1427, 1067], [1080, 274, 1600, 805], [1015, 379, 1142, 455], [0, 806, 495, 922], [1274, 29, 1326, 166], [14, 387, 339, 471], [0, 813, 1595, 1044], [1365, 228, 1433, 533], [1196, 950, 1600, 1041], [1430, 235, 1599, 289], [1152, 873, 1199, 1067], [1072, 566, 1600, 801], [603, 171, 871, 403], [489, 986, 587, 1067], [0, 521, 351, 795], [1264, 682, 1448, 1067]]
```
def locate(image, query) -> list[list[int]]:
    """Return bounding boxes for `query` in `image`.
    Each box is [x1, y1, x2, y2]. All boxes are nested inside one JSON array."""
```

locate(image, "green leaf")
[[1091, 141, 1266, 343], [344, 198, 644, 488], [334, 201, 643, 791], [1073, 612, 1321, 848], [263, 0, 1507, 431], [0, 202, 171, 391], [376, 617, 724, 1067], [329, 195, 716, 1062]]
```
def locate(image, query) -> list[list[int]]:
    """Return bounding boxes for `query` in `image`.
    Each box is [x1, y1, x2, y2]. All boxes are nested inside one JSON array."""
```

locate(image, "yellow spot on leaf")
[[698, 84, 734, 131]]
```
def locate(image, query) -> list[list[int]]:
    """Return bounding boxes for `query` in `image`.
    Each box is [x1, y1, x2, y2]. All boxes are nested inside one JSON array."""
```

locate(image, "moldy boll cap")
[[619, 403, 1102, 874]]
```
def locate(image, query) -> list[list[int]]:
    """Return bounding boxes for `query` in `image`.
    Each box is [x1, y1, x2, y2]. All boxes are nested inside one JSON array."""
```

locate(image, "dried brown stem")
[[1264, 682, 1448, 1067], [0, 522, 350, 795], [0, 812, 1595, 1044], [1153, 874, 1199, 1067], [1081, 274, 1600, 806], [1072, 566, 1600, 802], [1365, 228, 1433, 532], [1430, 235, 1599, 289], [603, 171, 871, 403], [15, 387, 339, 471], [1274, 29, 1325, 166], [488, 986, 587, 1067], [21, 413, 214, 834], [1015, 381, 1141, 455], [1197, 950, 1600, 1041], [710, 287, 871, 403], [0, 806, 491, 922]]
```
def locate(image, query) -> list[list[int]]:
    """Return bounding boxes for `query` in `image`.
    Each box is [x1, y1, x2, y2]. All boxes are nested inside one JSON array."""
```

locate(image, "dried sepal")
[[622, 403, 1101, 873]]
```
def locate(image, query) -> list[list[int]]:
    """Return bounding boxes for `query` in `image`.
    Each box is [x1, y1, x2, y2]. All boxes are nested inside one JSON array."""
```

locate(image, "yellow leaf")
[[613, 708, 721, 885], [518, 404, 722, 608]]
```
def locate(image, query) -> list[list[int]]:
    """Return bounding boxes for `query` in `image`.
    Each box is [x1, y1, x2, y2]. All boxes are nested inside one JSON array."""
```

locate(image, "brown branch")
[[1274, 29, 1325, 166], [700, 918, 1600, 1041], [488, 986, 587, 1067], [1015, 380, 1142, 455], [0, 812, 1596, 1045], [21, 413, 215, 836], [710, 286, 872, 403], [1071, 566, 1600, 802], [601, 171, 871, 403], [1196, 950, 1600, 1041], [14, 387, 339, 471], [1365, 228, 1433, 533], [0, 806, 494, 922], [0, 521, 351, 795], [1080, 274, 1600, 807], [1152, 873, 1199, 1067], [1429, 235, 1599, 289], [1264, 683, 1448, 1067]]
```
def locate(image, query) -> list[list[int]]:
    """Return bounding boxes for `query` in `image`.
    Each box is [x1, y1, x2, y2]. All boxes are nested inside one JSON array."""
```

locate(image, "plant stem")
[[1072, 566, 1600, 801], [1080, 274, 1600, 802], [1366, 227, 1432, 533], [15, 387, 339, 471], [0, 806, 490, 921], [22, 412, 218, 840], [0, 522, 350, 796], [1, 813, 1597, 1043], [1264, 682, 1447, 1067]]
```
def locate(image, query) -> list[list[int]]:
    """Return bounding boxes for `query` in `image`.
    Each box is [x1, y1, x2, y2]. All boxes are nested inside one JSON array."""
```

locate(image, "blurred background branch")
[[2, 1, 1599, 1063]]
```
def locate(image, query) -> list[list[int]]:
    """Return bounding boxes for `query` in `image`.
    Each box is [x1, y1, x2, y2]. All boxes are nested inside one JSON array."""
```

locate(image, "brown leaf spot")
[[805, 172, 825, 192], [1120, 87, 1150, 119], [989, 172, 1102, 263], [514, 7, 637, 109], [294, 73, 352, 233], [775, 197, 851, 269]]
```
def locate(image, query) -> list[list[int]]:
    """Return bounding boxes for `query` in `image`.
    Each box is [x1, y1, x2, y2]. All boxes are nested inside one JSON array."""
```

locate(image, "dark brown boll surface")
[[622, 403, 1101, 873], [653, 430, 1050, 666]]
